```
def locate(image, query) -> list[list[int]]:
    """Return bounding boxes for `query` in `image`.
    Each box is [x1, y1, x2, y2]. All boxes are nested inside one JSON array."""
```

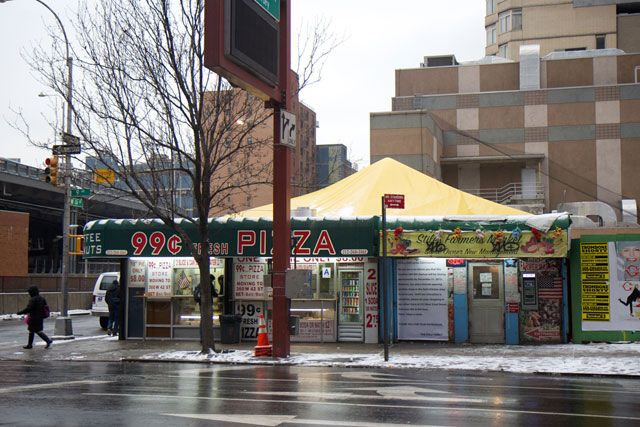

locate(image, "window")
[[486, 24, 496, 46], [512, 9, 522, 31], [499, 11, 510, 33], [486, 0, 495, 15], [596, 34, 605, 50], [498, 43, 508, 58], [499, 9, 522, 33]]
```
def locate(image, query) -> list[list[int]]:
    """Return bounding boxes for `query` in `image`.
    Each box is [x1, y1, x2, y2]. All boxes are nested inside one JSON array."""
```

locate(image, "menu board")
[[397, 258, 448, 340]]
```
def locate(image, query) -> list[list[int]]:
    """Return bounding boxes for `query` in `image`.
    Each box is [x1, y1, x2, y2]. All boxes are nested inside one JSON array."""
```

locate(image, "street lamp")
[[3, 0, 75, 337], [37, 0, 75, 338]]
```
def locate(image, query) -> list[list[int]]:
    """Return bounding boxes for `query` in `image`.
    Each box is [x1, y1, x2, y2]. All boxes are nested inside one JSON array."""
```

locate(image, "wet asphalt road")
[[1, 359, 640, 426]]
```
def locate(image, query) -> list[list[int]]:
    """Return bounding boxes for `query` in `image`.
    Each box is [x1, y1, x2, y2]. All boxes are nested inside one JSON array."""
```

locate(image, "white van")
[[91, 272, 120, 329]]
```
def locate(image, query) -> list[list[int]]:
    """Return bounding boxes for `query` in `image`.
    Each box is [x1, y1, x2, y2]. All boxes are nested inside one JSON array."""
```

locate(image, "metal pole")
[[271, 0, 291, 358], [35, 0, 74, 337], [381, 196, 389, 361]]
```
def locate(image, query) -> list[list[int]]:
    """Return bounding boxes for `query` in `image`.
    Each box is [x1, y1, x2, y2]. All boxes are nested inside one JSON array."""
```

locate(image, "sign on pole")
[[280, 109, 296, 147], [61, 132, 80, 145], [71, 189, 91, 198], [94, 169, 115, 184], [254, 0, 280, 21], [53, 144, 82, 155], [384, 194, 405, 209], [70, 198, 83, 208]]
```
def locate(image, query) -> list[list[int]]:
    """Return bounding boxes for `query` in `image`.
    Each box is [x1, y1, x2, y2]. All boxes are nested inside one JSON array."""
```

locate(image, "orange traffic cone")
[[254, 314, 272, 357]]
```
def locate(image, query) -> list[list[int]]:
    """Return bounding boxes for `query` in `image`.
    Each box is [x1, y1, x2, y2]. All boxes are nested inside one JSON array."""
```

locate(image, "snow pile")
[[139, 342, 640, 376]]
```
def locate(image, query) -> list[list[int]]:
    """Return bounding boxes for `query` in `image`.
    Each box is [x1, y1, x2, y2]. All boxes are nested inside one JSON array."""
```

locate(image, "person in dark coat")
[[17, 285, 52, 349], [105, 280, 121, 336]]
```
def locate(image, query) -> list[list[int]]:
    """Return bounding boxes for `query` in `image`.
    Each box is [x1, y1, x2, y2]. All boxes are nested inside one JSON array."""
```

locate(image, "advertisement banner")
[[582, 241, 640, 331], [381, 229, 567, 258]]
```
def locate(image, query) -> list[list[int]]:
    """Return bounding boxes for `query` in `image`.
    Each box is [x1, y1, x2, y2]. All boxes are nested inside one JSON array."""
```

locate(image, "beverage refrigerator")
[[338, 269, 364, 341]]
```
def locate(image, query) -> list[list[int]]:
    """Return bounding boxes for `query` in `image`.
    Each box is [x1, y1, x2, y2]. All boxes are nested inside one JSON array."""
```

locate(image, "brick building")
[[485, 0, 640, 61], [370, 48, 640, 217]]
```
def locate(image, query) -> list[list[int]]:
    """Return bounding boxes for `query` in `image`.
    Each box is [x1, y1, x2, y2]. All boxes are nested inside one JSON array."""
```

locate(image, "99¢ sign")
[[131, 231, 182, 256], [235, 302, 263, 340]]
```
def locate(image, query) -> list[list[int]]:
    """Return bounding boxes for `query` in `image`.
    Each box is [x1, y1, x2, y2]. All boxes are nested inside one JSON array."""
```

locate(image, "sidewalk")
[[2, 330, 640, 377]]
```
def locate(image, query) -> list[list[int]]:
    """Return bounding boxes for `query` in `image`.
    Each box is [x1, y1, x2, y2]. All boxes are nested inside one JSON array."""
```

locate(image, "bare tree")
[[25, 0, 343, 354], [295, 16, 345, 94], [26, 0, 275, 354]]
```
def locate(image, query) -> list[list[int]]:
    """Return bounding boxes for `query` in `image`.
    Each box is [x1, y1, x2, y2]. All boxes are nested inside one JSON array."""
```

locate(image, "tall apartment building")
[[370, 48, 640, 218], [485, 0, 640, 61], [316, 144, 356, 189]]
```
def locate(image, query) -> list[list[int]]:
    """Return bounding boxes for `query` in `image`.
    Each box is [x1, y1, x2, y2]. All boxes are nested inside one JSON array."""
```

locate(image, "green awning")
[[83, 216, 378, 258]]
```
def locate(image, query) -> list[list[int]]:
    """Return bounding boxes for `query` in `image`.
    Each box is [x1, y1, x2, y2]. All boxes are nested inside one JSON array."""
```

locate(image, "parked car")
[[91, 272, 120, 329]]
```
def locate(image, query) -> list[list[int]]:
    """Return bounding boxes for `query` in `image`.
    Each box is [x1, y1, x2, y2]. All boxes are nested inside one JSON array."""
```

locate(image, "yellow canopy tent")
[[231, 157, 529, 217]]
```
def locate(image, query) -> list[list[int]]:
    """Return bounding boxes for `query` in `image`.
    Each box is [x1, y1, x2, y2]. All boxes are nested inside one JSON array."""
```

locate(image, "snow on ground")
[[4, 310, 640, 377], [1, 309, 91, 321], [141, 342, 640, 377]]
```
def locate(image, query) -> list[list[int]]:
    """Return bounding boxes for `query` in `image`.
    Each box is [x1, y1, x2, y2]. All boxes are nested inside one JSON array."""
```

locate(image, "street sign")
[[384, 194, 405, 209], [53, 144, 82, 155], [61, 132, 80, 145], [70, 198, 84, 208], [280, 109, 296, 147], [71, 189, 91, 197], [254, 0, 279, 21], [94, 168, 115, 184]]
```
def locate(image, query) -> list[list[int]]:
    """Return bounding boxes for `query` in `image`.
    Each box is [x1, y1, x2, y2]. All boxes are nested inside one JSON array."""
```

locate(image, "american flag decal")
[[538, 276, 563, 299], [177, 271, 191, 289]]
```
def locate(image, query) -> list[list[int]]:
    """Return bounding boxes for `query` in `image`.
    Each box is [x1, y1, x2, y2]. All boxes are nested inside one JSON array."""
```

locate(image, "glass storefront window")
[[318, 262, 336, 298], [172, 265, 224, 326]]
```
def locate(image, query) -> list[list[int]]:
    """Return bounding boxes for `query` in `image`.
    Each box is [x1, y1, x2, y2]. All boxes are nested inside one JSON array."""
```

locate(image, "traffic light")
[[44, 156, 59, 185]]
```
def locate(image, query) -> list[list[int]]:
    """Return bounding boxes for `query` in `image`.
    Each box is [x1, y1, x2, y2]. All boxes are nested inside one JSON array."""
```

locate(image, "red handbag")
[[24, 314, 30, 324]]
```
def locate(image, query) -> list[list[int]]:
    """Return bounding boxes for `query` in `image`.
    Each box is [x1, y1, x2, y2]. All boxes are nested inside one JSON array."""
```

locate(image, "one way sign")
[[280, 109, 296, 148]]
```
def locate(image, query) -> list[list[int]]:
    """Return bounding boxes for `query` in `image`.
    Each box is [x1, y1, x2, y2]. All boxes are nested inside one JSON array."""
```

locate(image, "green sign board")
[[254, 0, 279, 21], [82, 217, 377, 258], [70, 198, 84, 208], [71, 188, 91, 197]]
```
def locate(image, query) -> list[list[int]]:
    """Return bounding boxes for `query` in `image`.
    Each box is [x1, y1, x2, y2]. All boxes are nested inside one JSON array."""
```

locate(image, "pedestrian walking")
[[105, 279, 121, 336], [16, 285, 52, 349]]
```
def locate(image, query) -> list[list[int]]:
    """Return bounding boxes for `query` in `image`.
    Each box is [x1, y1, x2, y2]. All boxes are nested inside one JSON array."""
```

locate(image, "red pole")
[[271, 0, 291, 358]]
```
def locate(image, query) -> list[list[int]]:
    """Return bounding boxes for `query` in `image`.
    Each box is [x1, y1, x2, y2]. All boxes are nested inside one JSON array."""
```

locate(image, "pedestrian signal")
[[44, 156, 59, 185]]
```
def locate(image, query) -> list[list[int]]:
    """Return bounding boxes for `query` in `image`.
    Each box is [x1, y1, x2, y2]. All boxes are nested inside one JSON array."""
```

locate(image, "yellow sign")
[[94, 168, 115, 183], [381, 229, 567, 258], [580, 242, 610, 321]]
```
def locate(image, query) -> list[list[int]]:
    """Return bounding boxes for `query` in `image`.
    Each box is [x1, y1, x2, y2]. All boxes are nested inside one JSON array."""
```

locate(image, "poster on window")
[[147, 259, 172, 298], [128, 259, 147, 288], [582, 241, 640, 331], [233, 257, 268, 299], [396, 258, 448, 340]]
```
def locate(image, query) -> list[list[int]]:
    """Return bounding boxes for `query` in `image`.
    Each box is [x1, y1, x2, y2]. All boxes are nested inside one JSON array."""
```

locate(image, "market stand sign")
[[83, 217, 377, 258], [382, 229, 567, 258]]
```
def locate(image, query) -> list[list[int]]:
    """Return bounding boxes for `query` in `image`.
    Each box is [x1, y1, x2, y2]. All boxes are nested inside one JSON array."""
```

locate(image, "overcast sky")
[[0, 0, 486, 168]]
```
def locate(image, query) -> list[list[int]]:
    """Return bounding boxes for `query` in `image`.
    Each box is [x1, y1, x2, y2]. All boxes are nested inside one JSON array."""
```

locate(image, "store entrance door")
[[468, 262, 504, 344]]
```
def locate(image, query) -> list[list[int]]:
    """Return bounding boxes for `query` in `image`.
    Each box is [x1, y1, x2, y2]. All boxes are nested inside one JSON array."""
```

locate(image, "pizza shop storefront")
[[83, 217, 380, 343]]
